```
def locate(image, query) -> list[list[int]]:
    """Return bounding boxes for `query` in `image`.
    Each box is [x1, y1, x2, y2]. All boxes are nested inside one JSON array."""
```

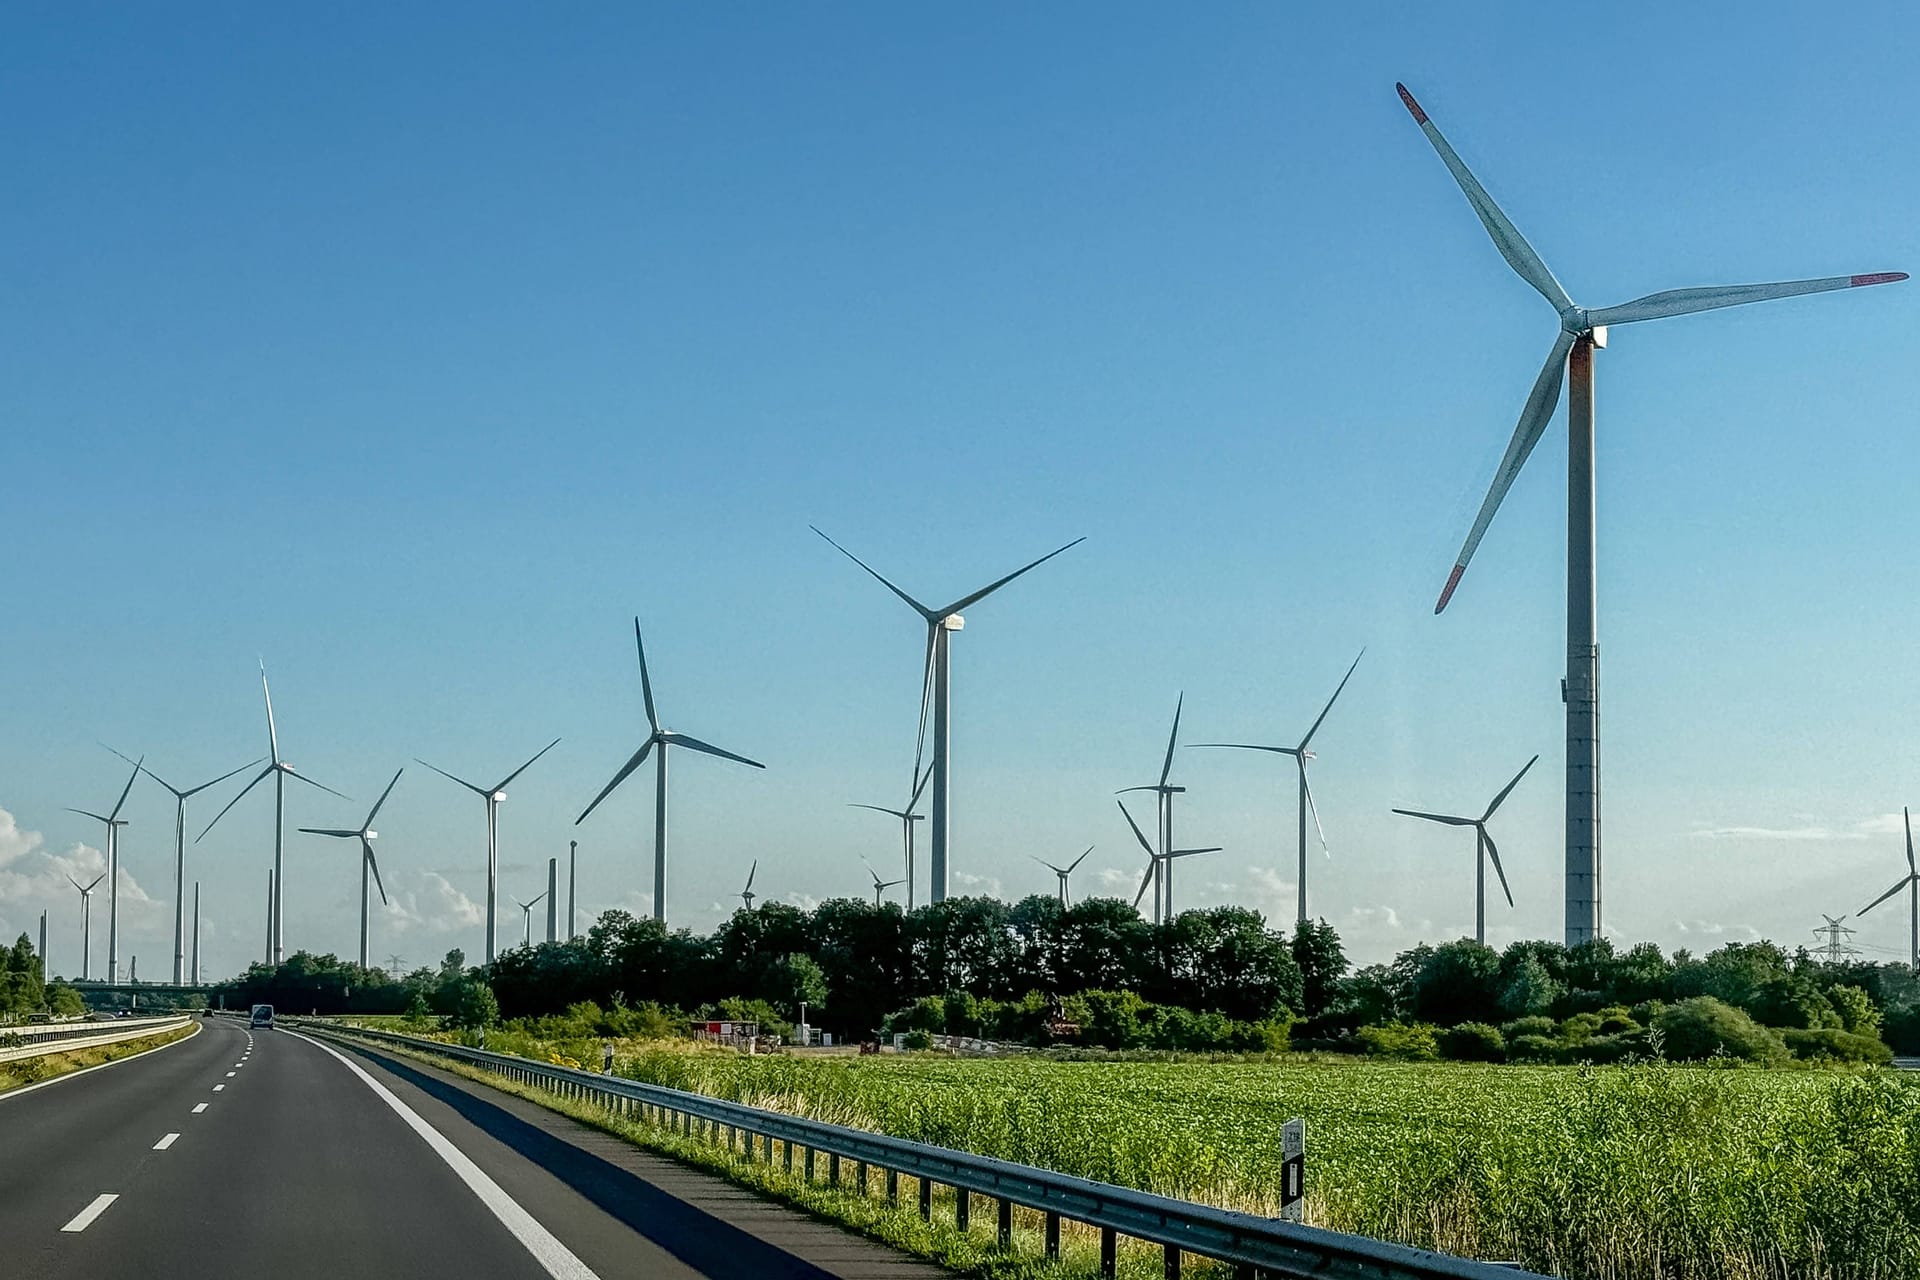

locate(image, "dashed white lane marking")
[[224, 1071, 235, 1078], [212, 1084, 225, 1092], [153, 1133, 180, 1150], [234, 1062, 244, 1067], [61, 1194, 118, 1232], [192, 1103, 208, 1114], [286, 1031, 600, 1280]]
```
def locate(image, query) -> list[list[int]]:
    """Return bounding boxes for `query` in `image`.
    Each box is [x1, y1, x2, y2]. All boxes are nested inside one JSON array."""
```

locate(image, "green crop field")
[[471, 1028, 1920, 1280]]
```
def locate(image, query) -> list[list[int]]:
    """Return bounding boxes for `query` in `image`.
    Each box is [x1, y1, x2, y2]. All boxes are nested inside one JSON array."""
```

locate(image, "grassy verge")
[[0, 1021, 199, 1096]]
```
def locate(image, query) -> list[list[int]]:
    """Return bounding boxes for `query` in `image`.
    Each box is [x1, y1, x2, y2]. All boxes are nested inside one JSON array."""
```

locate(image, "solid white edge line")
[[283, 1030, 600, 1280], [154, 1132, 180, 1150], [0, 1020, 202, 1105], [60, 1193, 119, 1232], [192, 1103, 208, 1113]]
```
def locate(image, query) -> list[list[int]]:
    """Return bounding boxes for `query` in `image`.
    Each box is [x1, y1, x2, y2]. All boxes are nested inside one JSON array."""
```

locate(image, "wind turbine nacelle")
[[492, 791, 508, 802], [365, 830, 378, 841], [940, 613, 965, 631]]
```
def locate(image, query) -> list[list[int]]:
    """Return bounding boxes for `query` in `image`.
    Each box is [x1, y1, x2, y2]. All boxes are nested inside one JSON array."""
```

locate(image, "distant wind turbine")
[[415, 738, 560, 965], [739, 860, 758, 911], [1117, 799, 1219, 924], [199, 664, 347, 965], [1192, 649, 1363, 926], [863, 860, 905, 907], [297, 767, 404, 969], [1859, 807, 1920, 970], [1393, 755, 1539, 945], [106, 745, 260, 986], [813, 526, 1083, 904], [577, 619, 764, 924], [1031, 846, 1094, 908], [515, 889, 549, 948], [64, 873, 104, 980], [67, 756, 141, 982], [1119, 695, 1189, 926], [1396, 81, 1905, 947], [850, 764, 931, 909]]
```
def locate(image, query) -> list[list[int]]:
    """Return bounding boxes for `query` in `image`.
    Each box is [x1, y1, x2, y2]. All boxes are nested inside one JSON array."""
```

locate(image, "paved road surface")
[[0, 1018, 943, 1280]]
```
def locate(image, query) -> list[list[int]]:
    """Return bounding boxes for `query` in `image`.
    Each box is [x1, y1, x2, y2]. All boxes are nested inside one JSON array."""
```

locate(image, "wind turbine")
[[106, 745, 260, 986], [1119, 695, 1189, 927], [577, 619, 764, 924], [198, 664, 347, 965], [514, 889, 548, 948], [297, 767, 404, 969], [1116, 800, 1219, 924], [812, 526, 1083, 904], [1859, 807, 1920, 970], [415, 737, 560, 965], [863, 860, 905, 907], [67, 757, 141, 982], [1193, 650, 1363, 926], [739, 860, 758, 911], [1395, 82, 1906, 948], [1031, 846, 1094, 908], [1393, 755, 1539, 946], [64, 873, 104, 980], [850, 764, 931, 909]]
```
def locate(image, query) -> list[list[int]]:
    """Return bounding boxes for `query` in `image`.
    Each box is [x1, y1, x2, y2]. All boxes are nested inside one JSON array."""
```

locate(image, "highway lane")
[[0, 1017, 941, 1280]]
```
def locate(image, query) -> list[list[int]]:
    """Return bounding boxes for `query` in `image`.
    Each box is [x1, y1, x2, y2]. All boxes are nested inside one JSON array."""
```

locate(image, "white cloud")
[[1673, 918, 1763, 942], [381, 871, 486, 937], [1690, 813, 1905, 842], [953, 871, 1002, 898], [0, 802, 167, 958]]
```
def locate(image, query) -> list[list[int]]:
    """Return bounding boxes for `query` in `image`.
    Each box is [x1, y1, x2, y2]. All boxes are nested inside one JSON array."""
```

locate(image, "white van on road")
[[249, 1004, 275, 1029]]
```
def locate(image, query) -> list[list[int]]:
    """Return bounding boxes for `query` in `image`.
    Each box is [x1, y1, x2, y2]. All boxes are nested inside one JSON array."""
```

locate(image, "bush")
[[1559, 1011, 1604, 1043], [1571, 1031, 1652, 1064], [1782, 1027, 1894, 1065], [449, 979, 498, 1030], [1596, 1005, 1641, 1036], [901, 1029, 932, 1050], [1501, 1015, 1556, 1041], [1653, 996, 1788, 1064], [1438, 1022, 1507, 1062], [1356, 1022, 1439, 1061], [1506, 1033, 1561, 1063]]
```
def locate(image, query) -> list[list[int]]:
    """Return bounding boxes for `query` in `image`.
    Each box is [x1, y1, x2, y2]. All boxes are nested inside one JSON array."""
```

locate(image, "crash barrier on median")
[[297, 1021, 1550, 1280], [0, 1015, 193, 1063]]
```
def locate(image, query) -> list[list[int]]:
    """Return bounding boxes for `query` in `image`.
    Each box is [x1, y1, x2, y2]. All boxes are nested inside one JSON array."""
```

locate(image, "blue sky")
[[4, 4, 1916, 981]]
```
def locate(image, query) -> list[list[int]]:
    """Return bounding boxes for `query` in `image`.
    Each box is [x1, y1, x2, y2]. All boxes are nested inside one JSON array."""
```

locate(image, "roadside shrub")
[[1355, 1022, 1439, 1061], [1438, 1022, 1506, 1062], [1782, 1027, 1894, 1065], [1654, 996, 1787, 1064], [449, 979, 498, 1030]]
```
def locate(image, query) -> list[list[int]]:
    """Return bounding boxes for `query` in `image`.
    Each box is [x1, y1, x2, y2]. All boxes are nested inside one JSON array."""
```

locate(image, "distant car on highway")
[[249, 1004, 275, 1029]]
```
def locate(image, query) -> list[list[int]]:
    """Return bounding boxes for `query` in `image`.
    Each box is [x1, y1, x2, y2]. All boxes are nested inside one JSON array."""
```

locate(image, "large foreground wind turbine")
[[1032, 846, 1094, 908], [298, 768, 404, 969], [1859, 807, 1920, 970], [107, 746, 259, 986], [416, 738, 560, 964], [850, 765, 931, 908], [813, 527, 1083, 904], [1117, 799, 1219, 924], [1393, 755, 1539, 945], [577, 619, 764, 924], [199, 665, 347, 964], [1396, 82, 1905, 947], [1194, 650, 1363, 925], [65, 873, 104, 980], [67, 757, 141, 982]]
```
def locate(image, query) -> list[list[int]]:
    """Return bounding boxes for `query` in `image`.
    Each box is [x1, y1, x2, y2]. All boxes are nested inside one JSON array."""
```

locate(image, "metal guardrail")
[[0, 1015, 193, 1063], [302, 1021, 1550, 1280]]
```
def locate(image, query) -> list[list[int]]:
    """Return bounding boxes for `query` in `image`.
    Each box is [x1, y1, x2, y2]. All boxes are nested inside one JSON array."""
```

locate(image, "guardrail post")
[[955, 1188, 969, 1232], [918, 1177, 932, 1220], [804, 1147, 815, 1182], [856, 1159, 867, 1195], [886, 1169, 898, 1205], [1163, 1243, 1180, 1278], [1100, 1226, 1117, 1278], [828, 1152, 839, 1186], [784, 1139, 794, 1173], [997, 1197, 1012, 1248], [1045, 1211, 1060, 1259]]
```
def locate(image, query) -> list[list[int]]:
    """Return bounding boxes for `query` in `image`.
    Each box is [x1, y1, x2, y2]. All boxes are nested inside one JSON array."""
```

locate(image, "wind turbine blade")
[[495, 738, 561, 793], [1067, 844, 1095, 873], [183, 758, 267, 798], [1030, 855, 1061, 873], [1116, 800, 1157, 856], [1392, 808, 1478, 827], [1158, 693, 1183, 788], [364, 767, 405, 826], [912, 621, 936, 786], [1169, 847, 1222, 859], [296, 828, 359, 838], [1395, 83, 1572, 313], [1482, 754, 1541, 820], [849, 804, 908, 819], [1859, 876, 1911, 916], [197, 765, 274, 841], [260, 663, 280, 763], [85, 874, 104, 892], [102, 743, 177, 796], [1115, 785, 1164, 795], [1481, 827, 1516, 908], [1301, 768, 1329, 854], [633, 619, 660, 733], [744, 860, 756, 892], [66, 808, 112, 824], [1133, 861, 1156, 910], [665, 733, 765, 770], [910, 756, 933, 810], [414, 759, 491, 797], [936, 536, 1086, 618], [365, 843, 388, 906], [108, 758, 143, 821], [810, 526, 937, 619], [286, 769, 350, 802], [1188, 743, 1297, 755], [575, 739, 655, 824], [1907, 807, 1914, 875], [1299, 650, 1365, 751], [863, 858, 883, 887], [66, 873, 84, 892], [1436, 327, 1577, 613], [1584, 273, 1906, 328]]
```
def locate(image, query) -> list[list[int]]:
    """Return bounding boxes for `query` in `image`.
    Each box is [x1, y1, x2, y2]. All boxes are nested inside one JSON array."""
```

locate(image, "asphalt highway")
[[0, 1017, 944, 1280]]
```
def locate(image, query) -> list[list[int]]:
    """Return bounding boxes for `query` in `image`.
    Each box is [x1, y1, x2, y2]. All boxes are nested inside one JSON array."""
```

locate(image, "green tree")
[[1409, 939, 1502, 1026], [450, 978, 499, 1029], [1498, 953, 1563, 1018], [1290, 919, 1348, 1024]]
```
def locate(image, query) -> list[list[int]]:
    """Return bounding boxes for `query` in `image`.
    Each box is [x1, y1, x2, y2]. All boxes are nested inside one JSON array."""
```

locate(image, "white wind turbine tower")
[[1393, 755, 1539, 946], [1119, 695, 1191, 926], [1032, 846, 1094, 908], [416, 738, 560, 965], [1396, 82, 1906, 948], [515, 889, 549, 948], [1193, 650, 1363, 926], [739, 860, 758, 911], [106, 745, 259, 986], [577, 619, 764, 924], [813, 527, 1083, 904], [298, 768, 404, 969], [1117, 799, 1219, 924], [1859, 807, 1920, 969], [850, 765, 931, 909], [67, 757, 141, 982], [65, 873, 104, 980], [863, 860, 905, 907], [199, 665, 347, 965]]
